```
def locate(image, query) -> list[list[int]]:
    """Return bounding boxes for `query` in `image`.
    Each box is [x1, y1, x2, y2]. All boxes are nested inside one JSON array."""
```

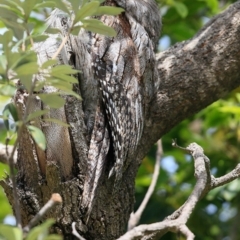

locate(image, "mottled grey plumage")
[[47, 0, 161, 220], [88, 0, 161, 192]]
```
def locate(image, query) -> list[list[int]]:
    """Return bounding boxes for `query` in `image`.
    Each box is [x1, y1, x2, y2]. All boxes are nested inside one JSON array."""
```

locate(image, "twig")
[[52, 35, 69, 60], [119, 141, 240, 239], [23, 193, 62, 233], [128, 139, 162, 230], [72, 222, 87, 240], [211, 163, 240, 189]]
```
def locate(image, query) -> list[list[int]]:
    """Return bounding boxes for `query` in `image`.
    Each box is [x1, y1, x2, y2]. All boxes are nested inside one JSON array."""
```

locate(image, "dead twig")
[[118, 141, 240, 239], [23, 193, 62, 233], [128, 139, 162, 230]]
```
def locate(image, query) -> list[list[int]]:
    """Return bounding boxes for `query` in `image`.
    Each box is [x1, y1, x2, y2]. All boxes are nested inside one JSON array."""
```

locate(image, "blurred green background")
[[0, 0, 239, 239]]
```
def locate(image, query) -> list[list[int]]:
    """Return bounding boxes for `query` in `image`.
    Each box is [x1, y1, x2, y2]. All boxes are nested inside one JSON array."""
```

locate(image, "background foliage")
[[0, 0, 239, 239], [135, 1, 240, 240]]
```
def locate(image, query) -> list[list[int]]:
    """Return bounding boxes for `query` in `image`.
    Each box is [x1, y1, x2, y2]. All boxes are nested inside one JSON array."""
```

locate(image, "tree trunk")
[[1, 1, 240, 240]]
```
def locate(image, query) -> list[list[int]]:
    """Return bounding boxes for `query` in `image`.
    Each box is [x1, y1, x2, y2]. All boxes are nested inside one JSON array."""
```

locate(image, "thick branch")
[[139, 2, 240, 161]]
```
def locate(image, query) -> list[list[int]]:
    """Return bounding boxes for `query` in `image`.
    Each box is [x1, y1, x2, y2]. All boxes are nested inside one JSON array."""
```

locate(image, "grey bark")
[[1, 1, 240, 240]]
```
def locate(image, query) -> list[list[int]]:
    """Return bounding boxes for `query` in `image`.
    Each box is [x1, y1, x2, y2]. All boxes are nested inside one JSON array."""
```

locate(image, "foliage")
[[0, 0, 239, 239], [0, 219, 62, 240], [135, 1, 240, 240]]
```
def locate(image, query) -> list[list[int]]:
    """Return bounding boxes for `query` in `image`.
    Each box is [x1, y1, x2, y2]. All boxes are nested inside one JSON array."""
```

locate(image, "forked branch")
[[118, 141, 240, 240]]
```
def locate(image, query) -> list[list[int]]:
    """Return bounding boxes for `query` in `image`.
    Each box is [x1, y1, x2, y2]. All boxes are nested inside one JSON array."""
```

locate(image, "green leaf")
[[42, 59, 58, 69], [51, 74, 78, 84], [55, 0, 71, 14], [0, 224, 22, 240], [21, 0, 37, 21], [0, 31, 14, 63], [71, 26, 82, 35], [2, 103, 18, 130], [0, 84, 16, 97], [38, 93, 65, 108], [0, 55, 7, 73], [82, 19, 116, 36], [95, 6, 124, 16], [44, 235, 62, 240], [19, 75, 32, 92], [173, 2, 188, 18], [25, 219, 56, 240], [32, 34, 49, 42], [68, 0, 80, 13], [219, 106, 240, 115], [48, 81, 81, 99], [51, 65, 79, 76], [45, 27, 61, 34], [34, 1, 56, 10], [15, 62, 39, 76], [27, 125, 46, 150], [4, 103, 18, 122], [0, 163, 10, 180], [26, 109, 49, 122], [74, 1, 100, 24]]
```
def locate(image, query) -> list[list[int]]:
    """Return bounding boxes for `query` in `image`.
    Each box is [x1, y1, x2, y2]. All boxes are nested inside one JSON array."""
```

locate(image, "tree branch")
[[23, 194, 62, 233], [128, 140, 162, 230], [139, 2, 240, 163], [118, 142, 240, 239]]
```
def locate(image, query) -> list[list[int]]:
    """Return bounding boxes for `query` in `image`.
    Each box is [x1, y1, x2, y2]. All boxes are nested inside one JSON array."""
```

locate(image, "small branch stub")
[[23, 193, 62, 233]]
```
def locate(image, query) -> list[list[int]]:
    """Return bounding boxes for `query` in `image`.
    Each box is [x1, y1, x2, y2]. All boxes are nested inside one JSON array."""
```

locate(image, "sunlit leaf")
[[82, 19, 116, 37], [27, 125, 46, 150], [173, 2, 188, 18], [0, 224, 22, 240], [25, 219, 56, 240], [15, 62, 39, 76], [42, 59, 58, 69], [2, 103, 18, 130], [38, 93, 65, 108], [74, 1, 100, 24], [51, 65, 78, 76], [32, 34, 49, 42], [26, 109, 49, 122], [219, 106, 240, 115], [0, 84, 16, 97], [0, 163, 10, 180], [18, 75, 32, 92]]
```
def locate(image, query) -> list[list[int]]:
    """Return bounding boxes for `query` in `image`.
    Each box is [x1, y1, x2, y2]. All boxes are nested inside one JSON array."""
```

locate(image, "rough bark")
[[1, 1, 240, 240]]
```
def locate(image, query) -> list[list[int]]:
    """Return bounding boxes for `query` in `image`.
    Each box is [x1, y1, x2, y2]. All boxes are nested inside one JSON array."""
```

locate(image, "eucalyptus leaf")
[[27, 125, 46, 150], [41, 59, 58, 69], [74, 1, 100, 24], [82, 19, 116, 37], [26, 109, 49, 122], [2, 103, 18, 130], [25, 219, 56, 240], [15, 62, 39, 76], [51, 65, 78, 76], [38, 93, 65, 108], [0, 224, 22, 240], [18, 75, 33, 92]]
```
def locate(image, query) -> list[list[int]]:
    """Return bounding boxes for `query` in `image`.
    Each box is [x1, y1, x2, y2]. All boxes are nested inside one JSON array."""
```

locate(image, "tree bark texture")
[[1, 1, 240, 240]]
